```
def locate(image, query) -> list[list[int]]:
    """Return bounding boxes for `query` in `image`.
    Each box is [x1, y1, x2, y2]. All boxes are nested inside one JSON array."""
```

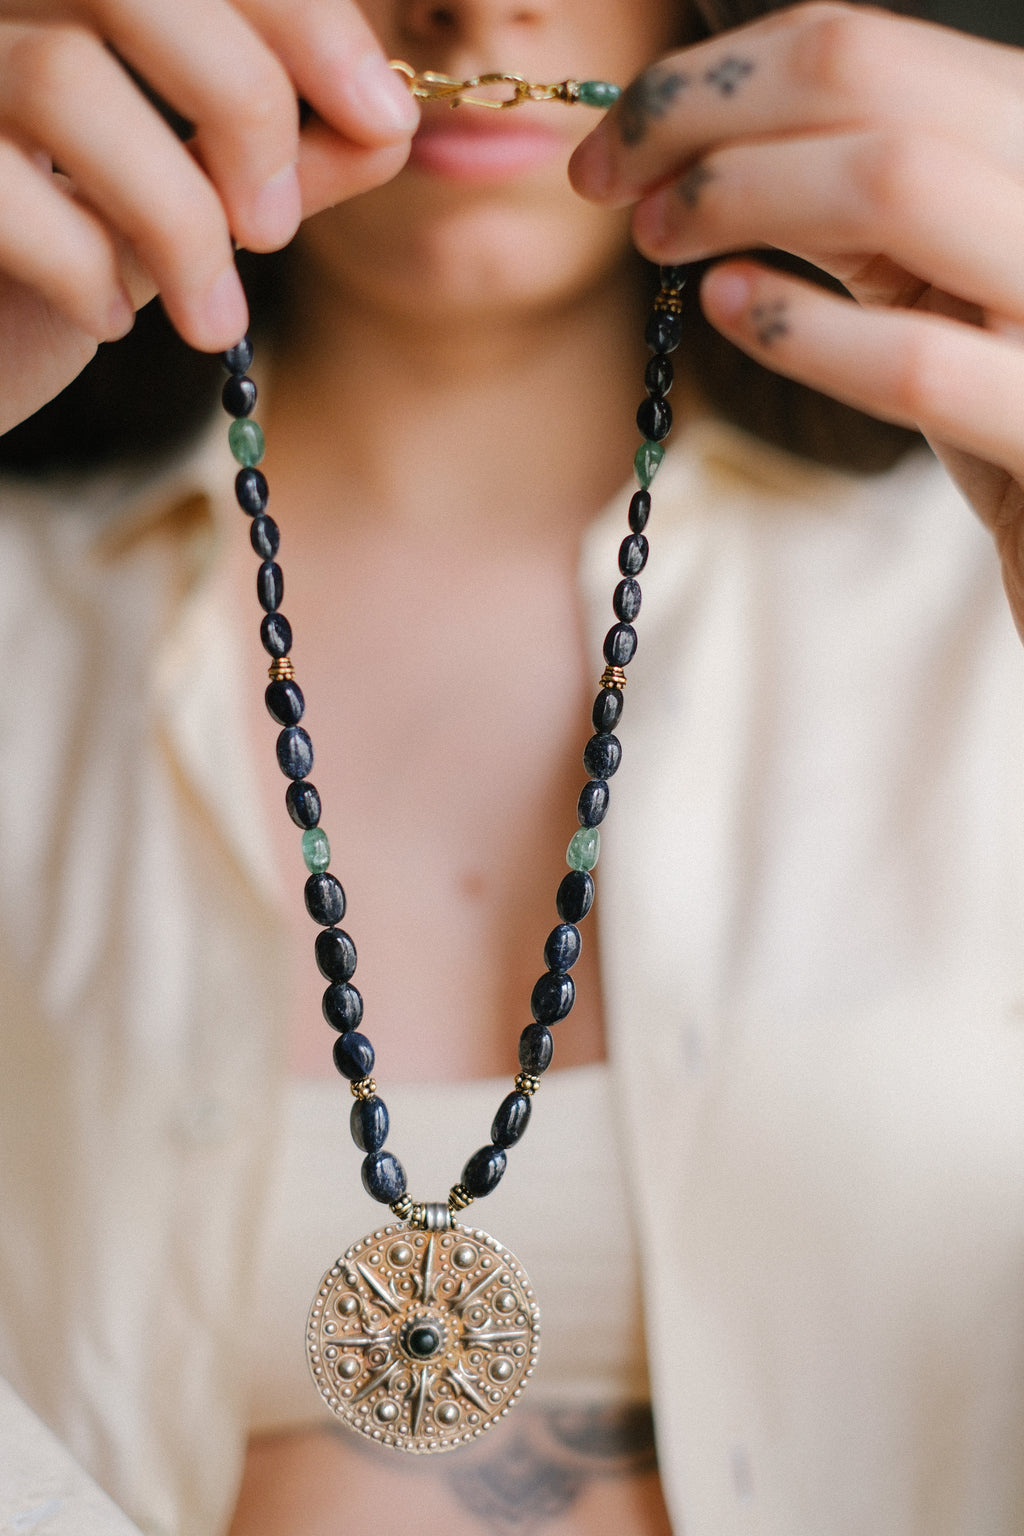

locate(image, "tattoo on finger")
[[618, 67, 690, 146], [751, 300, 790, 347], [705, 56, 755, 97], [677, 161, 716, 208], [617, 52, 757, 149]]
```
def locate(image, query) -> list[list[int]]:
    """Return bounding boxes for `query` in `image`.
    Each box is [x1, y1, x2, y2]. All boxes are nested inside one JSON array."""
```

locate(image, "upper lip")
[[412, 104, 572, 148]]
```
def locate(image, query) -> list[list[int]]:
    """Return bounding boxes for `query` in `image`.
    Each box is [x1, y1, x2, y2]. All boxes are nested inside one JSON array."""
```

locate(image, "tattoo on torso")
[[332, 1402, 660, 1536]]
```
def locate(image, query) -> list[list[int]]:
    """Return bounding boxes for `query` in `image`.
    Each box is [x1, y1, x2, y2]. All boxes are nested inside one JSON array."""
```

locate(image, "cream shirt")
[[2, 417, 1024, 1536]]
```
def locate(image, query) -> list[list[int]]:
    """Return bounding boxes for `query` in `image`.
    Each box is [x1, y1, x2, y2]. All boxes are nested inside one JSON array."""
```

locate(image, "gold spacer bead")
[[390, 1194, 414, 1221], [350, 1076, 377, 1101], [447, 1183, 475, 1213], [654, 290, 684, 316], [268, 656, 295, 682], [600, 666, 627, 690], [514, 1072, 541, 1096]]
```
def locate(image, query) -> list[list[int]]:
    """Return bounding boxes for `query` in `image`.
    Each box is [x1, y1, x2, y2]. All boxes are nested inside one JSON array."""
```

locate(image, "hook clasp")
[[390, 59, 581, 110]]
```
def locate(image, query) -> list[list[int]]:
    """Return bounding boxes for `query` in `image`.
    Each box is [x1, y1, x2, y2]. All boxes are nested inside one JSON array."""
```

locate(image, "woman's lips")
[[408, 110, 569, 183]]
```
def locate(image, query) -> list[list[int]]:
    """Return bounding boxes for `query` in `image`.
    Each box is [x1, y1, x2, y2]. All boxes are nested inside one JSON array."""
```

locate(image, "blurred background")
[[699, 0, 1024, 44]]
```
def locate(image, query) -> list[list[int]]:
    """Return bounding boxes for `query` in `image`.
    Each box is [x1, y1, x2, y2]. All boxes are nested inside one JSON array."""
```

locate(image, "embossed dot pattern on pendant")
[[307, 1224, 540, 1452]]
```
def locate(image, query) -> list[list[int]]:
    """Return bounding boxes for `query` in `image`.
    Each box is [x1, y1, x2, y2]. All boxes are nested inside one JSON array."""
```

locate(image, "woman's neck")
[[262, 249, 655, 543]]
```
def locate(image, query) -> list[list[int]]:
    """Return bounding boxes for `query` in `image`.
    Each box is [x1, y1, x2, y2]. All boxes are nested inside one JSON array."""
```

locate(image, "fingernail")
[[702, 264, 753, 322], [250, 164, 301, 249], [105, 288, 136, 341], [634, 188, 670, 251], [569, 132, 612, 199], [201, 267, 249, 347], [348, 55, 420, 136]]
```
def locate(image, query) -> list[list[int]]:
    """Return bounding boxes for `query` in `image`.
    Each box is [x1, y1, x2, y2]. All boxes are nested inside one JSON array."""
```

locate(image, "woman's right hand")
[[0, 0, 419, 432]]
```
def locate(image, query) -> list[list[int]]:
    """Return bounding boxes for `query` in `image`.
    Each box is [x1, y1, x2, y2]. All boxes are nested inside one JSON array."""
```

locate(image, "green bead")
[[634, 440, 664, 490], [567, 826, 600, 872], [228, 418, 265, 467], [302, 827, 331, 874], [577, 79, 621, 108]]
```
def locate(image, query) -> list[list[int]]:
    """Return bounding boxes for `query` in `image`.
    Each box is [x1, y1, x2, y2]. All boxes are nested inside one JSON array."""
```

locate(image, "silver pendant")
[[307, 1221, 540, 1453]]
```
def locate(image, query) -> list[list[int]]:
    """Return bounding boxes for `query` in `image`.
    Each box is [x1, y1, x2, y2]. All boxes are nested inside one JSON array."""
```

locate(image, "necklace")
[[219, 65, 683, 1455]]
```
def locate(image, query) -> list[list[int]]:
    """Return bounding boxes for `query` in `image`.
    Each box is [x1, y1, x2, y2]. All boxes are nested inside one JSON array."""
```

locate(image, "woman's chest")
[[232, 517, 610, 1080]]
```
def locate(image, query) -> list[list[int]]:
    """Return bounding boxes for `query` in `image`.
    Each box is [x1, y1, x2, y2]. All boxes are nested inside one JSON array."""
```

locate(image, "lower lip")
[[408, 125, 566, 183]]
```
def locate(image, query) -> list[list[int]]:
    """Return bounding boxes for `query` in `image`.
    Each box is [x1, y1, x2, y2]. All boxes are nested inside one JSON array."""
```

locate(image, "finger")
[[700, 259, 1024, 481], [97, 0, 416, 247], [239, 0, 419, 149], [569, 3, 1024, 206], [631, 128, 1024, 324], [0, 23, 248, 349], [92, 0, 303, 252], [0, 140, 134, 339], [295, 120, 411, 219]]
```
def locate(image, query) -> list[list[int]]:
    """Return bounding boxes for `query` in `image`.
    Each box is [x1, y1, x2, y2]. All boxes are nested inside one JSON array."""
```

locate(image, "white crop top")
[[247, 1061, 651, 1433]]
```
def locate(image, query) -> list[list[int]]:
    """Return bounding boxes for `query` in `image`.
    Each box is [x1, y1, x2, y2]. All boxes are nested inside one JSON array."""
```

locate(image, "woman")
[[2, 2, 1024, 1534]]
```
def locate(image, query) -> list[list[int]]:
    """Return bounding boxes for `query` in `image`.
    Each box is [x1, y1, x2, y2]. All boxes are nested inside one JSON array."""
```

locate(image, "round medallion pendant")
[[306, 1223, 540, 1453]]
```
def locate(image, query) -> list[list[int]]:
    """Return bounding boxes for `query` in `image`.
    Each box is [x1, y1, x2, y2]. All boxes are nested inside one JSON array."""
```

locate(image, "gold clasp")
[[390, 59, 578, 110]]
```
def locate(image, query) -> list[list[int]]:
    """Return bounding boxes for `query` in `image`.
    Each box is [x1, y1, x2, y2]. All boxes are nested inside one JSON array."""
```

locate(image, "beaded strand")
[[220, 263, 685, 1228]]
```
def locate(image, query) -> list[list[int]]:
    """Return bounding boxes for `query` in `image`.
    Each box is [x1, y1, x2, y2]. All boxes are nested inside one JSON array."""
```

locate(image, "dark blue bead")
[[250, 514, 279, 560], [462, 1144, 506, 1198], [557, 870, 594, 923], [583, 733, 622, 780], [543, 923, 581, 972], [265, 679, 304, 726], [518, 1023, 554, 1074], [276, 726, 313, 779], [286, 778, 320, 828], [491, 1091, 531, 1149], [333, 1030, 374, 1080], [592, 688, 624, 734], [362, 1150, 406, 1203], [222, 336, 254, 374], [222, 374, 257, 417], [660, 264, 688, 291], [644, 355, 673, 398], [636, 395, 672, 442], [260, 611, 292, 658], [305, 872, 346, 925], [322, 981, 364, 1032], [257, 561, 283, 613], [577, 780, 609, 827], [351, 1095, 389, 1153], [628, 490, 651, 533], [614, 579, 642, 623], [315, 926, 357, 981], [645, 308, 683, 355], [236, 467, 269, 515], [604, 623, 638, 668], [531, 970, 575, 1024], [619, 534, 649, 576]]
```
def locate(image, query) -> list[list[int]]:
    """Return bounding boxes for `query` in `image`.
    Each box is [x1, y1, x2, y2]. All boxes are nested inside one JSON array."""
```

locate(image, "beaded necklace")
[[219, 64, 684, 1455]]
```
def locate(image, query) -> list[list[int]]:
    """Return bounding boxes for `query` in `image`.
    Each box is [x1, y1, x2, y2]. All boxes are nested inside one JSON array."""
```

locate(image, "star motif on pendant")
[[307, 1224, 540, 1451]]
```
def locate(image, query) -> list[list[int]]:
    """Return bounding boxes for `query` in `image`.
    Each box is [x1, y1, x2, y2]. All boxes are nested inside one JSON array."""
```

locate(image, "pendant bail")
[[390, 1198, 454, 1230]]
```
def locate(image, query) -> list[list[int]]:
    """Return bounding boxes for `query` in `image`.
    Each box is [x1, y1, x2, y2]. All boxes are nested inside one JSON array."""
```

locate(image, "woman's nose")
[[397, 0, 549, 49]]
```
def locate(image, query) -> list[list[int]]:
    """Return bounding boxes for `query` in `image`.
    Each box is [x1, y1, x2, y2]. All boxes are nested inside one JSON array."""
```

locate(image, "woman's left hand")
[[569, 1, 1024, 638]]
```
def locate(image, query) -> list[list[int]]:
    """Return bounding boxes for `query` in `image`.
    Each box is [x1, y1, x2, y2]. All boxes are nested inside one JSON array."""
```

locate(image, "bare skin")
[[228, 1405, 672, 1536]]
